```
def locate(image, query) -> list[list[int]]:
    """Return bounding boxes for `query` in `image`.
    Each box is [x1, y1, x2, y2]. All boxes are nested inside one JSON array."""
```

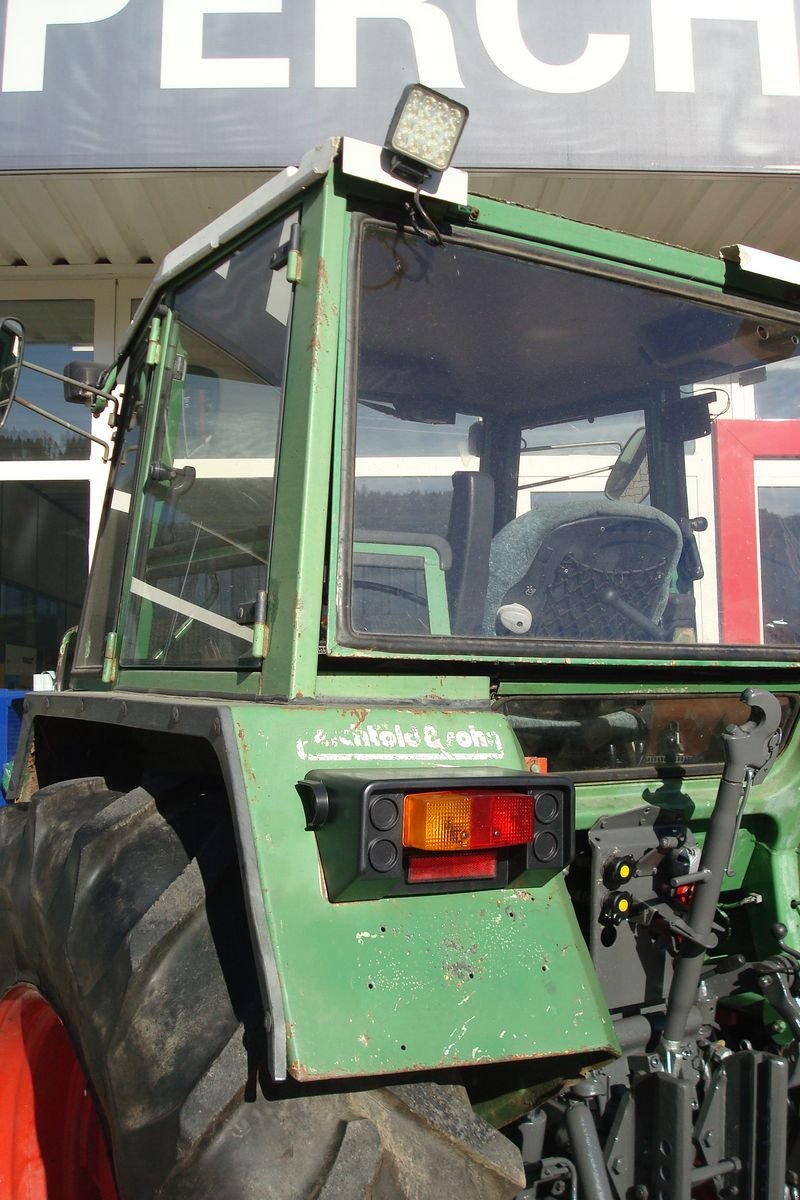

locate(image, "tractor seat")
[[483, 497, 683, 642]]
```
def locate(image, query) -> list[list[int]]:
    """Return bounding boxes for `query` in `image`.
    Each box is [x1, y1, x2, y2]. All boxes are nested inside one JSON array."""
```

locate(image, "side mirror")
[[63, 360, 110, 406], [0, 317, 24, 429], [605, 427, 648, 501]]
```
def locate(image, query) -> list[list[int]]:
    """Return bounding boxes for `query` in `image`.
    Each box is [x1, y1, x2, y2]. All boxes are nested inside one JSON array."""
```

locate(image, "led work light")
[[385, 84, 469, 186]]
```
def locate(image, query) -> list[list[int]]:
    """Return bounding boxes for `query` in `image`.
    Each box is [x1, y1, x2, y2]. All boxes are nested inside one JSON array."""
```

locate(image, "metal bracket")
[[145, 315, 162, 366], [270, 221, 302, 282], [519, 1158, 577, 1200], [722, 688, 782, 785]]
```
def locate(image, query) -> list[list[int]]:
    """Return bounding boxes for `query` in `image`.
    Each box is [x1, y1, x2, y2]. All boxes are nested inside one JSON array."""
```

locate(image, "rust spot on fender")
[[14, 742, 39, 806], [342, 707, 368, 727], [235, 723, 257, 786]]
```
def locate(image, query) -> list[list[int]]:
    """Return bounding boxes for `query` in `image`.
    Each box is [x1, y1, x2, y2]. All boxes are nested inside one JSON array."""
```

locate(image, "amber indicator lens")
[[402, 790, 533, 851]]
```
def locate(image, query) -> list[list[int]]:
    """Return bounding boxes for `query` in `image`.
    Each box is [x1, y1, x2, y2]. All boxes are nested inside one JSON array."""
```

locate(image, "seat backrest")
[[483, 497, 683, 641], [446, 471, 495, 635]]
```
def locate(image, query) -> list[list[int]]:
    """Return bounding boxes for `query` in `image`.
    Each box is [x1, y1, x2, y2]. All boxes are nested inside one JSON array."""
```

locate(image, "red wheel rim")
[[0, 985, 118, 1199]]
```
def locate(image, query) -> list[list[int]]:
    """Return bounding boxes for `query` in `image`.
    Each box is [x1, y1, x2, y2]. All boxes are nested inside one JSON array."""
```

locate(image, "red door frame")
[[714, 419, 800, 643]]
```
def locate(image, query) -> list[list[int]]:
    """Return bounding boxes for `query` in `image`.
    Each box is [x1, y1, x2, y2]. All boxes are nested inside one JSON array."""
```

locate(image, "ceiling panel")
[[471, 171, 800, 264], [0, 170, 273, 269], [1, 168, 799, 272]]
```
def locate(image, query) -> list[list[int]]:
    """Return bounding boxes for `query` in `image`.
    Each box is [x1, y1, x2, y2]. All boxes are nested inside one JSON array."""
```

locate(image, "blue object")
[[0, 690, 26, 803]]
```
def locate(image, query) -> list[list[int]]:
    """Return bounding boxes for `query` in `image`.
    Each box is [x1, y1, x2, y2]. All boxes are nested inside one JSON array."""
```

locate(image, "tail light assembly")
[[297, 772, 574, 901]]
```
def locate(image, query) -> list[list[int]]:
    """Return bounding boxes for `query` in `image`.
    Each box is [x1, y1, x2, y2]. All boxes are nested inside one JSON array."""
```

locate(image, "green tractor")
[[2, 87, 800, 1199]]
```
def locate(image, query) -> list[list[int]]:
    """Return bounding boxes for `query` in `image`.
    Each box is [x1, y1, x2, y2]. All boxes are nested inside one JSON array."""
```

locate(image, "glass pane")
[[0, 480, 89, 684], [345, 222, 800, 655], [356, 473, 452, 538], [754, 358, 800, 419], [0, 299, 94, 460], [759, 485, 800, 643], [495, 692, 797, 776], [73, 341, 148, 671], [519, 412, 648, 507], [122, 218, 293, 670]]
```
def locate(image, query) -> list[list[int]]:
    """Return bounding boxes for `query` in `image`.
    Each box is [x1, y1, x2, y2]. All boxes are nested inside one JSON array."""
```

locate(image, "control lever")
[[598, 587, 669, 641], [756, 964, 800, 1042], [659, 689, 782, 1062], [676, 515, 707, 588], [773, 922, 800, 968]]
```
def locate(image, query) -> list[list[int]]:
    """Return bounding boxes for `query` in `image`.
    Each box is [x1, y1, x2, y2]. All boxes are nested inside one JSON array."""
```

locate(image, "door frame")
[[713, 418, 800, 642]]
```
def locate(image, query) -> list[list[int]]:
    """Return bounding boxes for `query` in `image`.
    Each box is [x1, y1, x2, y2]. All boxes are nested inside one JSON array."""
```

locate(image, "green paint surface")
[[231, 702, 616, 1079]]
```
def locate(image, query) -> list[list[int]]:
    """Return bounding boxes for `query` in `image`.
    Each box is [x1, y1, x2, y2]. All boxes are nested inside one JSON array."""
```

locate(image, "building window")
[[0, 290, 114, 690], [0, 299, 94, 461], [0, 480, 89, 684]]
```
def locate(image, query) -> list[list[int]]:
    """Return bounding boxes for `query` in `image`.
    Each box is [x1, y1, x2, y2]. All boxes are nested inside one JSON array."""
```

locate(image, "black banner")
[[1, 0, 799, 172]]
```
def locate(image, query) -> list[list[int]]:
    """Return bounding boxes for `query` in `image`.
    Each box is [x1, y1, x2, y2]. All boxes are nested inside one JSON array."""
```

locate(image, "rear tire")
[[0, 777, 524, 1199]]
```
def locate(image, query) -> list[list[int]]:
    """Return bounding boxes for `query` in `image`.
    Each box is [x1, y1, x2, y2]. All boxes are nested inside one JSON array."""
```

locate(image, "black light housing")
[[298, 771, 575, 902], [385, 84, 469, 186]]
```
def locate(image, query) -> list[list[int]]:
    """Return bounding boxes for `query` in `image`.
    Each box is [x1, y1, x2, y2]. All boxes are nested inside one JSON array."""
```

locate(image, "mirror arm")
[[13, 394, 111, 462], [98, 366, 120, 417]]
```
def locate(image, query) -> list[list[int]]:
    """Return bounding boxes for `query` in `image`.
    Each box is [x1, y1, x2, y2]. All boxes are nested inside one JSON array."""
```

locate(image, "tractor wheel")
[[0, 983, 118, 1199], [0, 776, 524, 1200]]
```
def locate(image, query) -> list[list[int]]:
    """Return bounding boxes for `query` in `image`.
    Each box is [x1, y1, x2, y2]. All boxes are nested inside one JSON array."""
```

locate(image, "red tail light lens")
[[402, 790, 533, 852], [407, 850, 497, 883]]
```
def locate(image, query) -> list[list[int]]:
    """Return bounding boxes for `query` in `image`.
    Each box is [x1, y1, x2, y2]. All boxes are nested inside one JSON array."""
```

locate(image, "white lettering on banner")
[[315, 0, 463, 88], [2, 0, 129, 92], [651, 0, 800, 96], [4, 0, 800, 101], [475, 0, 629, 93], [161, 0, 290, 88]]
